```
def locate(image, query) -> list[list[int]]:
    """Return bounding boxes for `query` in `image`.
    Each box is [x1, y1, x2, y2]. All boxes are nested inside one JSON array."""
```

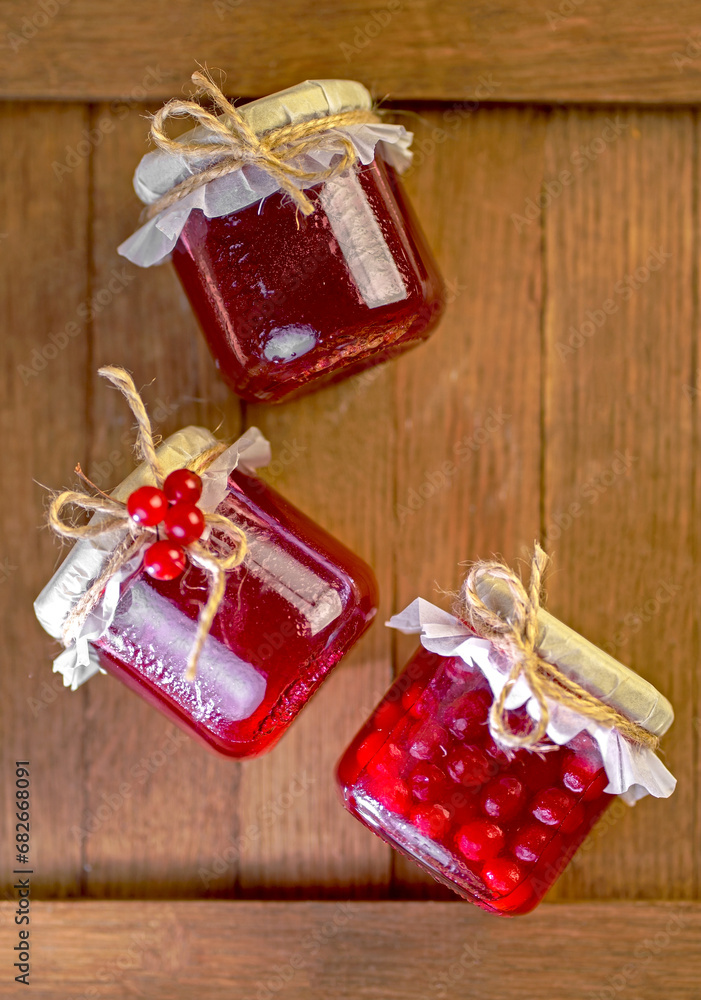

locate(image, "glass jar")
[[336, 597, 674, 915], [119, 79, 445, 403], [35, 428, 378, 758]]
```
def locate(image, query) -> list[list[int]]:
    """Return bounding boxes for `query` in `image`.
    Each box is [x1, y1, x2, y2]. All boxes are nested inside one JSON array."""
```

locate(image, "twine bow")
[[459, 544, 659, 751], [47, 366, 247, 682], [145, 70, 381, 220]]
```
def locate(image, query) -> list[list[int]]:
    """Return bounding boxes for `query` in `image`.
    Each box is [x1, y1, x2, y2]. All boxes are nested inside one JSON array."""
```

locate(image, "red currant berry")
[[164, 502, 205, 545], [582, 769, 610, 802], [366, 741, 404, 780], [355, 731, 387, 771], [408, 762, 451, 803], [560, 803, 585, 834], [531, 787, 575, 826], [446, 746, 492, 789], [561, 751, 605, 796], [372, 698, 404, 733], [411, 804, 451, 839], [455, 818, 505, 861], [407, 722, 450, 761], [127, 485, 167, 526], [143, 540, 186, 581], [445, 688, 491, 741], [369, 777, 411, 816], [163, 467, 203, 505], [510, 822, 553, 863], [481, 857, 524, 896], [480, 776, 525, 822]]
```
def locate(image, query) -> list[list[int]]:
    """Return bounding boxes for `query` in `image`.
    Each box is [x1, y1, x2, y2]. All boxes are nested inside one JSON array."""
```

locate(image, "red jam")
[[94, 468, 378, 758], [337, 646, 614, 915], [172, 157, 445, 403]]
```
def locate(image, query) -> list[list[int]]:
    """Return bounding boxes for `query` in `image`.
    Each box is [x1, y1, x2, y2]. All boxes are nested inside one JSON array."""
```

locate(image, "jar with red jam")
[[119, 78, 445, 403], [337, 587, 675, 915], [35, 426, 378, 758]]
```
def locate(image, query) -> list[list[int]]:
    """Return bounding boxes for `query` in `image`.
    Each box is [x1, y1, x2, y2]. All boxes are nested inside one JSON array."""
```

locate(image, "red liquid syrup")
[[94, 469, 379, 758], [337, 647, 614, 915], [172, 157, 445, 403]]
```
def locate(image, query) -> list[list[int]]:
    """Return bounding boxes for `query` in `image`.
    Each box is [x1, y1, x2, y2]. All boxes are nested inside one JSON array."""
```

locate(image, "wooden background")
[[0, 1, 699, 996]]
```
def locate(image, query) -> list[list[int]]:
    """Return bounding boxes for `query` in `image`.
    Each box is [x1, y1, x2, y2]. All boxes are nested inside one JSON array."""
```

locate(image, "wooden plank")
[[85, 102, 246, 897], [0, 104, 90, 898], [391, 107, 546, 890], [1, 900, 698, 998], [542, 108, 696, 900], [2, 1, 701, 104]]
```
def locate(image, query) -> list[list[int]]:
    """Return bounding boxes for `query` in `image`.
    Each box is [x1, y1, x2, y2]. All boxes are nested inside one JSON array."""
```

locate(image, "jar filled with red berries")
[[337, 576, 675, 915]]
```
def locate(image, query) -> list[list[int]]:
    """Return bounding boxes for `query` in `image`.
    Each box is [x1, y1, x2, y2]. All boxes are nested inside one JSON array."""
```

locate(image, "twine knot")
[[145, 70, 380, 220], [47, 365, 247, 682], [459, 544, 659, 751]]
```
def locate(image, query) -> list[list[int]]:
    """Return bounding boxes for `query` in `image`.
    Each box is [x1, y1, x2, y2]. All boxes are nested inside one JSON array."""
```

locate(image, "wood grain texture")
[[0, 900, 697, 998], [541, 108, 697, 901], [3, 1, 701, 104], [0, 104, 91, 897]]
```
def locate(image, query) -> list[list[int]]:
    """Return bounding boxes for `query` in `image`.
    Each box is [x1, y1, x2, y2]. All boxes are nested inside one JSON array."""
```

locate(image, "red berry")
[[408, 722, 450, 761], [164, 502, 205, 545], [127, 485, 167, 526], [446, 746, 492, 789], [456, 818, 505, 861], [516, 750, 562, 792], [531, 787, 575, 826], [143, 540, 186, 581], [366, 741, 404, 780], [372, 699, 404, 733], [445, 688, 491, 741], [561, 751, 605, 796], [411, 804, 451, 839], [369, 777, 411, 816], [355, 731, 387, 771], [480, 776, 525, 822], [560, 803, 585, 834], [582, 769, 610, 802], [510, 822, 553, 863], [482, 857, 524, 896], [401, 678, 426, 713], [163, 467, 203, 505], [408, 762, 451, 803]]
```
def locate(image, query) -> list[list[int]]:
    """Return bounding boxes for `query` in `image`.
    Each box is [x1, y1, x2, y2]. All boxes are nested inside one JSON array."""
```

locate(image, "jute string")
[[47, 366, 247, 682], [145, 70, 381, 220], [458, 544, 659, 751]]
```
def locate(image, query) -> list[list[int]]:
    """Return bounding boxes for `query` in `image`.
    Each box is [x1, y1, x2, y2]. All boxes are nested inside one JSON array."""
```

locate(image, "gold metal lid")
[[238, 79, 373, 136]]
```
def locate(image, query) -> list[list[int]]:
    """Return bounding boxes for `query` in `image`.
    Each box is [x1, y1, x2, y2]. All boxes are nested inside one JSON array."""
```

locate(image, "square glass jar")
[[36, 429, 378, 758], [121, 80, 445, 403], [337, 617, 673, 915]]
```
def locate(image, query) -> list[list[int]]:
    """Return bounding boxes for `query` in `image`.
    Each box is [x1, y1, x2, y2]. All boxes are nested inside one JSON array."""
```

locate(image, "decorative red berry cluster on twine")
[[47, 365, 247, 681], [127, 468, 206, 581]]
